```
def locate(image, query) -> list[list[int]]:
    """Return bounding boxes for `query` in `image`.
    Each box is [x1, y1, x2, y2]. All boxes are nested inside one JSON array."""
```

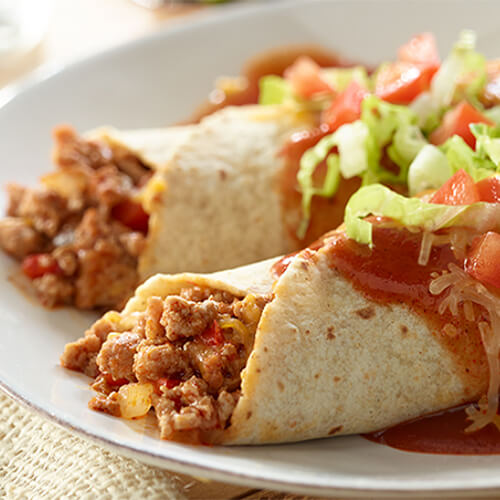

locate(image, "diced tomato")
[[429, 101, 494, 149], [284, 56, 334, 99], [111, 199, 149, 234], [430, 169, 480, 205], [200, 320, 225, 347], [104, 373, 128, 388], [375, 61, 437, 105], [465, 232, 500, 289], [154, 377, 181, 395], [398, 33, 440, 67], [476, 175, 500, 203], [280, 124, 331, 164], [321, 81, 367, 131], [21, 254, 62, 280], [487, 59, 500, 80]]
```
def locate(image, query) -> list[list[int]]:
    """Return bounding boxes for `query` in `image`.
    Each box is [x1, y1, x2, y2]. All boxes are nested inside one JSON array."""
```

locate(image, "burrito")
[[0, 105, 318, 309], [61, 168, 500, 444]]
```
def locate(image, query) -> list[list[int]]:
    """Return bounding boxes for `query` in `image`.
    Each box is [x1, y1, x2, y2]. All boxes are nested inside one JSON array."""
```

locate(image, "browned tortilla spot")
[[333, 376, 341, 382], [314, 373, 319, 379], [355, 306, 375, 319], [246, 411, 252, 420], [400, 324, 409, 335], [218, 169, 227, 180], [326, 326, 335, 340], [328, 425, 343, 436], [289, 421, 297, 428], [305, 329, 311, 335], [263, 346, 268, 353], [277, 380, 284, 392]]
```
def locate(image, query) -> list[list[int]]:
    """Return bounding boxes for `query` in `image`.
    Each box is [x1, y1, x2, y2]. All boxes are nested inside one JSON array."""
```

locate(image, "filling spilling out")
[[0, 127, 151, 309], [61, 286, 270, 443]]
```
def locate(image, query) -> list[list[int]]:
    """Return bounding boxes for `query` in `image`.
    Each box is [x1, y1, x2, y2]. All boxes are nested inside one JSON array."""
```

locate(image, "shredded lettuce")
[[443, 134, 496, 181], [345, 183, 500, 247], [321, 66, 371, 92], [297, 96, 427, 237], [296, 123, 367, 238], [360, 95, 424, 184], [258, 76, 293, 105], [334, 121, 370, 178], [485, 105, 500, 125], [412, 30, 487, 129], [387, 124, 427, 173], [297, 145, 340, 238], [408, 144, 452, 195], [471, 123, 500, 166]]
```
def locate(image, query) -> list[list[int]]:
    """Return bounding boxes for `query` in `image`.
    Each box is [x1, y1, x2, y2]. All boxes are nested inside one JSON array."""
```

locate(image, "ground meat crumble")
[[0, 126, 151, 309], [61, 286, 270, 443]]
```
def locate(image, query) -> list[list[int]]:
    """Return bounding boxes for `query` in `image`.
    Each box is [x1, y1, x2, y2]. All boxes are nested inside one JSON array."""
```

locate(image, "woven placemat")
[[0, 389, 196, 500]]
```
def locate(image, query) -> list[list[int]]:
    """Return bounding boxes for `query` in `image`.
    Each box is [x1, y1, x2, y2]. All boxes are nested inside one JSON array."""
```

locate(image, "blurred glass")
[[0, 0, 51, 65]]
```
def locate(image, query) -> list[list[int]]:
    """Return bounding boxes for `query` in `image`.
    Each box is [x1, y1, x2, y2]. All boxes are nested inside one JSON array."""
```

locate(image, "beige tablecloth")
[[0, 390, 199, 499]]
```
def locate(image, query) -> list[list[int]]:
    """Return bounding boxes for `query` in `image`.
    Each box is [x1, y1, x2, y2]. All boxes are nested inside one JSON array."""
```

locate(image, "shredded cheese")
[[430, 263, 500, 432], [219, 318, 252, 351], [418, 232, 435, 266]]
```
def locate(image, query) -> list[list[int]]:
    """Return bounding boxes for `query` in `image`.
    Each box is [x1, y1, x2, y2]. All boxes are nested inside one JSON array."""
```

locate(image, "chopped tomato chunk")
[[280, 124, 331, 163], [284, 56, 334, 99], [398, 33, 440, 66], [104, 374, 128, 388], [375, 61, 437, 104], [321, 81, 367, 131], [111, 199, 149, 234], [22, 254, 62, 280], [154, 377, 181, 395], [429, 101, 494, 149], [430, 169, 480, 205], [200, 320, 225, 347], [465, 232, 500, 289], [476, 175, 500, 203]]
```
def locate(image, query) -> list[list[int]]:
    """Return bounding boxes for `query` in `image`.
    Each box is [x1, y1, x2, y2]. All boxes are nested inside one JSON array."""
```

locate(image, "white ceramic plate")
[[2, 1, 500, 496]]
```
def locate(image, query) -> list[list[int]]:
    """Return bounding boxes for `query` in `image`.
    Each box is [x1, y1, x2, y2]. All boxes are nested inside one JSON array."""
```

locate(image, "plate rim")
[[2, 0, 500, 496]]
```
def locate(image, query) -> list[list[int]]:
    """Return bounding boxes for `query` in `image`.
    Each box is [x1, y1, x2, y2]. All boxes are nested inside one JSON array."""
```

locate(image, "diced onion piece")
[[117, 383, 153, 419], [41, 169, 87, 200]]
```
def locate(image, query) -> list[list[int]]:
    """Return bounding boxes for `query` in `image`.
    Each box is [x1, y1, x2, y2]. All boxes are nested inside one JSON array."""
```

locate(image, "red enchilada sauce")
[[324, 224, 500, 454], [365, 404, 500, 454], [189, 45, 353, 123]]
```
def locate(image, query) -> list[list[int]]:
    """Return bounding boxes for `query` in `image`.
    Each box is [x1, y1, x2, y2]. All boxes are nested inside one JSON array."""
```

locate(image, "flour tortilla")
[[89, 105, 313, 279], [118, 232, 486, 444]]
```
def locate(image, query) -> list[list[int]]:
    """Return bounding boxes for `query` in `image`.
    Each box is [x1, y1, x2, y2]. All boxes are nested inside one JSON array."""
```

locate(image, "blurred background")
[[0, 0, 251, 88]]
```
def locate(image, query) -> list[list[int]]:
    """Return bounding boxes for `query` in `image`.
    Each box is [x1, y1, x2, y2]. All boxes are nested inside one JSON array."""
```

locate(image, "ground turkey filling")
[[61, 286, 270, 442], [0, 126, 151, 309]]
